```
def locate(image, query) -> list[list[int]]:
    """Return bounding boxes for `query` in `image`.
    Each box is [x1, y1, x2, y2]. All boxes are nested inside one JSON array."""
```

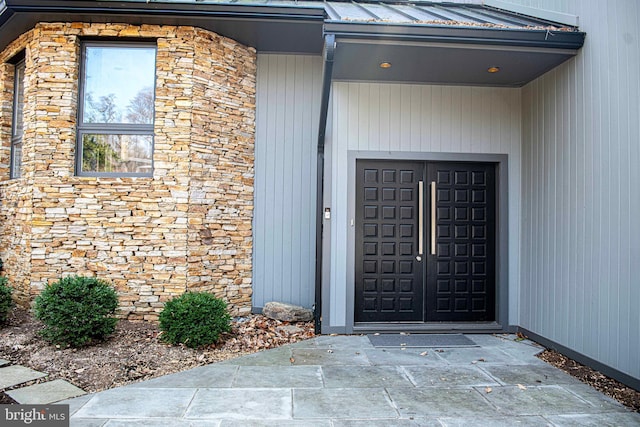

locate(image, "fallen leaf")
[[517, 384, 527, 390], [485, 387, 492, 393], [478, 358, 486, 362], [289, 357, 295, 364]]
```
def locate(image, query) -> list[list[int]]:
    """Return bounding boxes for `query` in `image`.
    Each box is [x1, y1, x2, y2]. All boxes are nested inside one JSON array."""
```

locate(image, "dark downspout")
[[314, 34, 335, 335]]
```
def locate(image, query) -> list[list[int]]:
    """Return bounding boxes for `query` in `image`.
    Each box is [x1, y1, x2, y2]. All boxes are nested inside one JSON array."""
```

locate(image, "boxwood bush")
[[34, 276, 119, 347], [0, 276, 12, 325], [159, 292, 231, 348]]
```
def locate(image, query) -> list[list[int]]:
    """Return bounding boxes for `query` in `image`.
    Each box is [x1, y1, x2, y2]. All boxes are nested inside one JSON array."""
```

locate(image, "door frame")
[[342, 151, 509, 333]]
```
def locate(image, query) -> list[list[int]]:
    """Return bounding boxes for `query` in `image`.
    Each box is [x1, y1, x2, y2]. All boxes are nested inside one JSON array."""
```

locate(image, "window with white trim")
[[77, 42, 156, 176]]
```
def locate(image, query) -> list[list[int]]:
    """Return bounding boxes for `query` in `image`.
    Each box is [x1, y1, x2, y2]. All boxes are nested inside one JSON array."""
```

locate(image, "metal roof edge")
[[0, 0, 14, 27], [484, 0, 579, 28], [324, 21, 585, 50], [3, 0, 326, 21]]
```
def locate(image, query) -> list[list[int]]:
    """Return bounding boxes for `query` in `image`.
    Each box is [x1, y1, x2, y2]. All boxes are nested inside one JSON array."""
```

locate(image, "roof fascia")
[[324, 21, 585, 50], [3, 0, 326, 21], [0, 0, 14, 27]]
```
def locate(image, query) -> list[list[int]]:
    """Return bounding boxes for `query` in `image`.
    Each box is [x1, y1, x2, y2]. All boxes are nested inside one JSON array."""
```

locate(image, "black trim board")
[[313, 34, 335, 334], [324, 22, 585, 50], [0, 2, 325, 54], [3, 0, 326, 20], [519, 327, 640, 391]]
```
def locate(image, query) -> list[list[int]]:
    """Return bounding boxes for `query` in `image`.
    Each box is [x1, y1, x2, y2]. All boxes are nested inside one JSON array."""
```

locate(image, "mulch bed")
[[537, 349, 640, 412]]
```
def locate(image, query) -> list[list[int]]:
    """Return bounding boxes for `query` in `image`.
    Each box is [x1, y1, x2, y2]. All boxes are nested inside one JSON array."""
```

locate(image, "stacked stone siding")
[[0, 23, 256, 320]]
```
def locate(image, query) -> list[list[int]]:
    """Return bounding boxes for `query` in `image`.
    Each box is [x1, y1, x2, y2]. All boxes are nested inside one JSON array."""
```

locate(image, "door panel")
[[426, 162, 496, 321], [355, 160, 496, 323], [355, 161, 424, 322]]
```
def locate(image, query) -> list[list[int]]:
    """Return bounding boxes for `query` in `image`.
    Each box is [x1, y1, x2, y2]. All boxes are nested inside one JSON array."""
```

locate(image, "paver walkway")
[[64, 334, 640, 426], [0, 361, 85, 404]]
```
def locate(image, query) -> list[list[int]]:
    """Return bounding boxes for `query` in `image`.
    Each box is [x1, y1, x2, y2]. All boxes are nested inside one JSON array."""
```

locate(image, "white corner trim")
[[484, 0, 579, 28]]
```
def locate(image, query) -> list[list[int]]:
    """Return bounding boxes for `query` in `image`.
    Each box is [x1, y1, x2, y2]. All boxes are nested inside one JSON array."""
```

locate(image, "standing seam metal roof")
[[112, 0, 578, 30], [322, 2, 576, 30]]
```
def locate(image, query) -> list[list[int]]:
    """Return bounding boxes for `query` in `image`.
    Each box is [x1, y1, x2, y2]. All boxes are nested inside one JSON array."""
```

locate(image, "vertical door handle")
[[418, 181, 424, 258], [431, 181, 436, 255]]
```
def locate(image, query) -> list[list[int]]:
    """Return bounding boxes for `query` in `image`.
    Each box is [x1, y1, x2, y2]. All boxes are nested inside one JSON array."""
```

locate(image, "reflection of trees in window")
[[126, 87, 154, 124], [84, 93, 120, 124], [82, 134, 120, 172], [84, 86, 153, 124], [82, 134, 152, 174], [81, 86, 154, 173], [77, 43, 156, 176]]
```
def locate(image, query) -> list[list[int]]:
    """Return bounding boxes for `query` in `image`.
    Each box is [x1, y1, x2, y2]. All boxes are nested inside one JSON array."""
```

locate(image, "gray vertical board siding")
[[325, 81, 522, 329], [253, 54, 322, 309], [517, 0, 640, 380]]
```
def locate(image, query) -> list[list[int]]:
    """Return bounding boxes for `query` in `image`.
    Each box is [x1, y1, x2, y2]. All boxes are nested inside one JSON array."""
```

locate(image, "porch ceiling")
[[329, 34, 580, 87]]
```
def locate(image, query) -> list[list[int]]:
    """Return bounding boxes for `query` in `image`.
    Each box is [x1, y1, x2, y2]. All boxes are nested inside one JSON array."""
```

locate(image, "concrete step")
[[0, 359, 10, 367], [7, 379, 86, 404]]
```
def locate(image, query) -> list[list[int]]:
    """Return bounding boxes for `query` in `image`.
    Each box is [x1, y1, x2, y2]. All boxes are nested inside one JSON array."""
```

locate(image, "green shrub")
[[34, 276, 119, 347], [159, 292, 231, 348], [0, 276, 12, 325]]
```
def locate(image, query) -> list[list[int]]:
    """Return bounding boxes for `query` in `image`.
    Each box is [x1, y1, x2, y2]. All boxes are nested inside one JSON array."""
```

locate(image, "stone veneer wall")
[[0, 23, 256, 320]]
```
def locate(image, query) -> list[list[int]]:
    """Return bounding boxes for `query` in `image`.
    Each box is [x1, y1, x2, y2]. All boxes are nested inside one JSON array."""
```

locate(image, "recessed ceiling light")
[[487, 66, 500, 73], [380, 62, 392, 69]]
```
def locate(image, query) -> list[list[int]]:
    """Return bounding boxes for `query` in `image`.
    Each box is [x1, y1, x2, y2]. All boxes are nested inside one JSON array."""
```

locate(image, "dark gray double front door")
[[355, 160, 496, 323]]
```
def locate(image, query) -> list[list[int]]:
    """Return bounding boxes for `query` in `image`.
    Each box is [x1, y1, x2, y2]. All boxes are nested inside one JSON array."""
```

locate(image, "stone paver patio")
[[59, 334, 640, 426], [0, 363, 86, 404]]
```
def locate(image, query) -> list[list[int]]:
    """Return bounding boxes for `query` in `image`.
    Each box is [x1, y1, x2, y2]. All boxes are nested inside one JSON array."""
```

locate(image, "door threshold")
[[353, 322, 504, 334]]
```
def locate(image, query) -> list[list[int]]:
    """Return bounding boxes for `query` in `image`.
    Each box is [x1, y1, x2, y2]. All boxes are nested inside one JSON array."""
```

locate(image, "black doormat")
[[368, 333, 477, 348]]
